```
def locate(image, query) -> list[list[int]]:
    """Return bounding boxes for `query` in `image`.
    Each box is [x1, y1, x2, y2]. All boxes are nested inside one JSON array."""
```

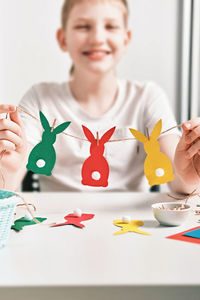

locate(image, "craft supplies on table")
[[0, 191, 19, 248], [167, 226, 200, 244], [152, 202, 191, 226]]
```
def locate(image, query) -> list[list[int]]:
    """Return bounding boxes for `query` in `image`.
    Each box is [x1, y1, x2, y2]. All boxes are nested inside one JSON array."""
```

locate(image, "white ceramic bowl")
[[152, 202, 191, 226]]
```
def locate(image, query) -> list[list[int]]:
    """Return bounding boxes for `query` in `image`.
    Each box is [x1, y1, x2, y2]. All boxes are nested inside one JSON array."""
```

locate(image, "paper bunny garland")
[[26, 112, 174, 187], [81, 125, 116, 187], [26, 111, 71, 176], [129, 119, 174, 186]]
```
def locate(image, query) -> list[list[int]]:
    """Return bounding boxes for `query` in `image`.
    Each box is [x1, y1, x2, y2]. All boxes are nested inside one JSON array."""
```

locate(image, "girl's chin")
[[88, 69, 112, 77], [83, 64, 113, 75]]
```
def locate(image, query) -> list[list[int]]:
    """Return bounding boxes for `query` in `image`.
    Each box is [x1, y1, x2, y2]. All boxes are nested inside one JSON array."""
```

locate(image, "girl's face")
[[58, 0, 131, 75]]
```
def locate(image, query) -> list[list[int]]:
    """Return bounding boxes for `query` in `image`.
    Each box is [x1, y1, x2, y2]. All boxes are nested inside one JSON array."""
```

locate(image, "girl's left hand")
[[174, 118, 200, 185]]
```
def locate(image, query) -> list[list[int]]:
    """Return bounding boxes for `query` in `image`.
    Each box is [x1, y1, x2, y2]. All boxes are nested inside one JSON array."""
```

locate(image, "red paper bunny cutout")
[[81, 126, 116, 187], [51, 213, 95, 228]]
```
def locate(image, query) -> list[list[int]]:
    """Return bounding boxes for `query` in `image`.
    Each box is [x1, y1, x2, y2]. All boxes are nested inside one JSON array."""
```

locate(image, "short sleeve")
[[18, 86, 43, 147], [142, 82, 181, 139]]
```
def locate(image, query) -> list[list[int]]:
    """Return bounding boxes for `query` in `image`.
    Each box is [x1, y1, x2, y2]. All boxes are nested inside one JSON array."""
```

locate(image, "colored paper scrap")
[[183, 228, 200, 239], [166, 226, 200, 244], [26, 111, 71, 176], [129, 120, 174, 186], [81, 126, 115, 187], [51, 213, 95, 228], [113, 220, 150, 235], [11, 217, 47, 231]]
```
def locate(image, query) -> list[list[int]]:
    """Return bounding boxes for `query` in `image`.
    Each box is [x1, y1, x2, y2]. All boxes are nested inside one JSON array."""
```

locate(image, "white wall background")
[[1, 0, 180, 116]]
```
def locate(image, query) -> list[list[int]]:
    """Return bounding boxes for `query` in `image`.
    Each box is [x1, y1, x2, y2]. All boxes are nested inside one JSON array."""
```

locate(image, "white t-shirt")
[[19, 79, 180, 192]]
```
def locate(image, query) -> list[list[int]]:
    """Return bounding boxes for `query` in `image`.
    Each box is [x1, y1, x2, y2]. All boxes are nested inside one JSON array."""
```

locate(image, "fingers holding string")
[[0, 105, 22, 137], [0, 117, 22, 137], [182, 118, 200, 159], [0, 104, 16, 117], [182, 118, 200, 139], [0, 129, 22, 150], [185, 138, 200, 159], [0, 105, 23, 153]]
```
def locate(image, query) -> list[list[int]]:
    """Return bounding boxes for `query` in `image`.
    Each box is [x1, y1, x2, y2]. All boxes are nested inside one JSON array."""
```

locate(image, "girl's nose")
[[89, 26, 105, 45]]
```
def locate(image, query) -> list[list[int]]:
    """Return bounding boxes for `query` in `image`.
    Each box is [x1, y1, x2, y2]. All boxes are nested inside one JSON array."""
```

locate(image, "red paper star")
[[51, 213, 95, 228]]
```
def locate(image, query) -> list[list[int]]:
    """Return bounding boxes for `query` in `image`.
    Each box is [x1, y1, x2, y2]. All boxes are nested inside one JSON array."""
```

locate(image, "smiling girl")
[[0, 0, 200, 192]]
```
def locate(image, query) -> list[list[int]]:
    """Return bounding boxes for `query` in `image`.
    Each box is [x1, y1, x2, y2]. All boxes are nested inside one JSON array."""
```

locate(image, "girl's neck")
[[69, 71, 119, 117]]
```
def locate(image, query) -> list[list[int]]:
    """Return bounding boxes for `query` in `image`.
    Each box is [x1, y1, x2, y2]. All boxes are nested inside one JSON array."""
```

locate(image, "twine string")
[[15, 193, 40, 224], [17, 202, 36, 211], [167, 188, 200, 204], [161, 123, 183, 135], [17, 106, 183, 143]]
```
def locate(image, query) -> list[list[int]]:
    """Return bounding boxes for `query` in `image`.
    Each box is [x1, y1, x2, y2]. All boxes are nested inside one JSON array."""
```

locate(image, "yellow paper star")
[[113, 220, 150, 235]]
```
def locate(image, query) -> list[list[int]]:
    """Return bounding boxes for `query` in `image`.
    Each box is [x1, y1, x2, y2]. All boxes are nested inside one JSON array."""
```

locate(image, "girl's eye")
[[106, 24, 119, 30], [74, 25, 90, 30]]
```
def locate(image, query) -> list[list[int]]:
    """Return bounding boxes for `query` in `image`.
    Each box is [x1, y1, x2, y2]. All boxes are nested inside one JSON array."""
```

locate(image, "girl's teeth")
[[84, 51, 109, 55], [90, 52, 105, 55]]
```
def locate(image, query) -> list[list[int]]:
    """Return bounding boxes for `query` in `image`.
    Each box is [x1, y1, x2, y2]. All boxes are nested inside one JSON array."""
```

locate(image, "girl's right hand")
[[0, 104, 28, 172]]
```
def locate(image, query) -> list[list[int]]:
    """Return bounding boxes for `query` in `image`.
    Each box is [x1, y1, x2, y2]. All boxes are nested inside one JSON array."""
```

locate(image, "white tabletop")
[[0, 192, 200, 300]]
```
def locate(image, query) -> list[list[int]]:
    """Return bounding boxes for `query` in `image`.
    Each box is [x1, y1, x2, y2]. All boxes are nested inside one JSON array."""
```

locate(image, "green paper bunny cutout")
[[26, 111, 71, 176]]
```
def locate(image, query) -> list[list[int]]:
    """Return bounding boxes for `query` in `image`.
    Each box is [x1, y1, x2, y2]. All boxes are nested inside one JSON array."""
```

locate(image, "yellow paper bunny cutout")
[[113, 220, 150, 235], [129, 119, 174, 186]]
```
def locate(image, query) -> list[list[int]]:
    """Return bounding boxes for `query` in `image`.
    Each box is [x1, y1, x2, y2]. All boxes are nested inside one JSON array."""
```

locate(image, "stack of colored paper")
[[167, 226, 200, 244]]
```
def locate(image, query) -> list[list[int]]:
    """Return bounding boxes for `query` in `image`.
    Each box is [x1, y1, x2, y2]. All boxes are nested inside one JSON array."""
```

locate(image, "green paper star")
[[11, 217, 47, 231]]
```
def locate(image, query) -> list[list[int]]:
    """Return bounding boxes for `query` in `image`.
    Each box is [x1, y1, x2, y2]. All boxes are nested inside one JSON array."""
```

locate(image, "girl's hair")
[[61, 0, 129, 76]]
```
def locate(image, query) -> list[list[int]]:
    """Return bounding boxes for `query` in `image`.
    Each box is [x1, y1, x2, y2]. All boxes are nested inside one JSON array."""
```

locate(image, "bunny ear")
[[129, 128, 148, 143], [40, 111, 51, 131], [82, 125, 96, 143], [53, 121, 71, 135], [150, 119, 162, 140], [100, 127, 116, 144]]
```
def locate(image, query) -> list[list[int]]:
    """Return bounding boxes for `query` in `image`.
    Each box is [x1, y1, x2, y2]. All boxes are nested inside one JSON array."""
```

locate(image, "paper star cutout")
[[51, 213, 95, 228], [11, 217, 47, 231], [113, 220, 150, 235]]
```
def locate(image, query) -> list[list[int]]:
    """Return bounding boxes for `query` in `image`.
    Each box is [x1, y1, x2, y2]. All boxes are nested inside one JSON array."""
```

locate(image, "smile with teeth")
[[83, 50, 111, 56], [83, 50, 110, 54]]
